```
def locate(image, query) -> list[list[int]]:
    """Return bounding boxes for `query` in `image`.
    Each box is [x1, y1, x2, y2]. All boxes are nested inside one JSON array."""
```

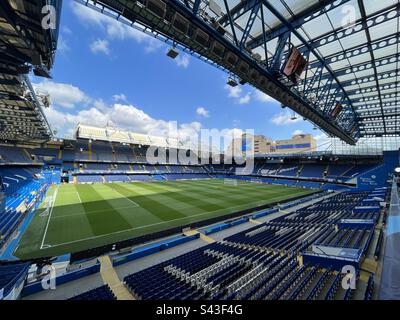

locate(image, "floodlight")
[[167, 47, 179, 59], [227, 77, 238, 87]]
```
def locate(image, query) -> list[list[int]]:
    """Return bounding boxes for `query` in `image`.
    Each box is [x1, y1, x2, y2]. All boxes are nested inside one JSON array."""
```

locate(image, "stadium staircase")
[[296, 165, 304, 178], [111, 145, 116, 162], [341, 165, 355, 178], [184, 229, 215, 244], [98, 255, 135, 300], [88, 143, 92, 160], [324, 165, 329, 177], [249, 219, 262, 225], [23, 149, 34, 163]]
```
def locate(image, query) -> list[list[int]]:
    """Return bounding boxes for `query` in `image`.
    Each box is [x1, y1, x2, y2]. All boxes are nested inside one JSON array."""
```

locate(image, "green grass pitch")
[[14, 179, 316, 259]]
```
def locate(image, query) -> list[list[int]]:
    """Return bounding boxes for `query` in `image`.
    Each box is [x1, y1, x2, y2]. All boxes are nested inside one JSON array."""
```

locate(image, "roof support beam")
[[261, 0, 357, 120], [271, 32, 289, 72], [219, 0, 260, 26], [246, 0, 351, 50], [308, 32, 399, 69], [297, 3, 400, 54], [239, 2, 260, 49], [305, 53, 400, 82], [222, 0, 239, 46]]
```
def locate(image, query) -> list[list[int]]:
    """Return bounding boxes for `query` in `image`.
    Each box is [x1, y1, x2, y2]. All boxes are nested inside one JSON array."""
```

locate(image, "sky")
[[31, 1, 329, 149]]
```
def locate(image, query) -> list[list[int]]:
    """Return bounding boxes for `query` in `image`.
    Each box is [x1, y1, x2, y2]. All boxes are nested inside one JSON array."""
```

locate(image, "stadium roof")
[[1, 1, 398, 145], [75, 0, 400, 144], [224, 0, 399, 138], [0, 0, 62, 143], [0, 75, 52, 143]]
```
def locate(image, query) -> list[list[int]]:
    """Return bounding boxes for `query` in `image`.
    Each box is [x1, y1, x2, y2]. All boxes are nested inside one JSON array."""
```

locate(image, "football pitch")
[[15, 179, 315, 259]]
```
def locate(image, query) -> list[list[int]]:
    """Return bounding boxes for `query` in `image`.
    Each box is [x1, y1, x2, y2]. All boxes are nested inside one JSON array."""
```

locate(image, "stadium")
[[0, 0, 399, 303]]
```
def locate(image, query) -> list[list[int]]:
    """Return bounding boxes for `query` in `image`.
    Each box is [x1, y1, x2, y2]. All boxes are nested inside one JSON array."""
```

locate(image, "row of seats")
[[1, 167, 41, 195], [0, 180, 48, 247], [210, 163, 377, 181], [75, 164, 207, 174], [0, 167, 54, 248], [0, 262, 30, 299]]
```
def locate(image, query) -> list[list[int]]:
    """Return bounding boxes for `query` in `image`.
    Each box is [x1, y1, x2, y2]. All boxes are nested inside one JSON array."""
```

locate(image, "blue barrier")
[[201, 217, 250, 235], [202, 223, 231, 235], [21, 261, 101, 297], [353, 206, 380, 214], [230, 217, 249, 226], [362, 199, 380, 206], [302, 251, 361, 271], [112, 234, 200, 267], [252, 208, 279, 219], [337, 220, 375, 229]]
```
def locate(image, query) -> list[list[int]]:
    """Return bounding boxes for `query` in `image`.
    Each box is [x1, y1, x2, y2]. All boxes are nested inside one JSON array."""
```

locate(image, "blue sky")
[[32, 1, 324, 147]]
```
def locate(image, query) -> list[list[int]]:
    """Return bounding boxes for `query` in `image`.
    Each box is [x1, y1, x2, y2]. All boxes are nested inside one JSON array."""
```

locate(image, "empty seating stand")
[[0, 167, 52, 248], [122, 190, 380, 300]]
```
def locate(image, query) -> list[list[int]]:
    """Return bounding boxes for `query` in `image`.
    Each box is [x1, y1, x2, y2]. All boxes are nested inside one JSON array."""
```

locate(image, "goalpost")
[[40, 187, 57, 218]]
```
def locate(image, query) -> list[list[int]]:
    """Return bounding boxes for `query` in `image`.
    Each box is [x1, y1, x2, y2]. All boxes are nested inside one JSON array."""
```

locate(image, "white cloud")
[[232, 119, 241, 127], [57, 35, 70, 54], [90, 39, 110, 55], [271, 111, 302, 125], [293, 129, 304, 135], [175, 54, 190, 68], [254, 90, 278, 104], [224, 85, 252, 105], [113, 94, 127, 102], [196, 107, 209, 118], [225, 84, 242, 98], [62, 26, 72, 35], [34, 80, 90, 109], [239, 93, 251, 105]]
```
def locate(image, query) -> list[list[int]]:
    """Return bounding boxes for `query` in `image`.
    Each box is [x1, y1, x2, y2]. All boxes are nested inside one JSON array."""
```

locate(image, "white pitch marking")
[[103, 185, 140, 207], [75, 190, 82, 204], [40, 186, 58, 249]]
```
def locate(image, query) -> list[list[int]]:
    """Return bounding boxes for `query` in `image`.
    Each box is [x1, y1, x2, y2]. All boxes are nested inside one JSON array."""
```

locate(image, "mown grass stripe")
[[75, 184, 132, 236], [135, 182, 231, 209], [108, 183, 188, 221]]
